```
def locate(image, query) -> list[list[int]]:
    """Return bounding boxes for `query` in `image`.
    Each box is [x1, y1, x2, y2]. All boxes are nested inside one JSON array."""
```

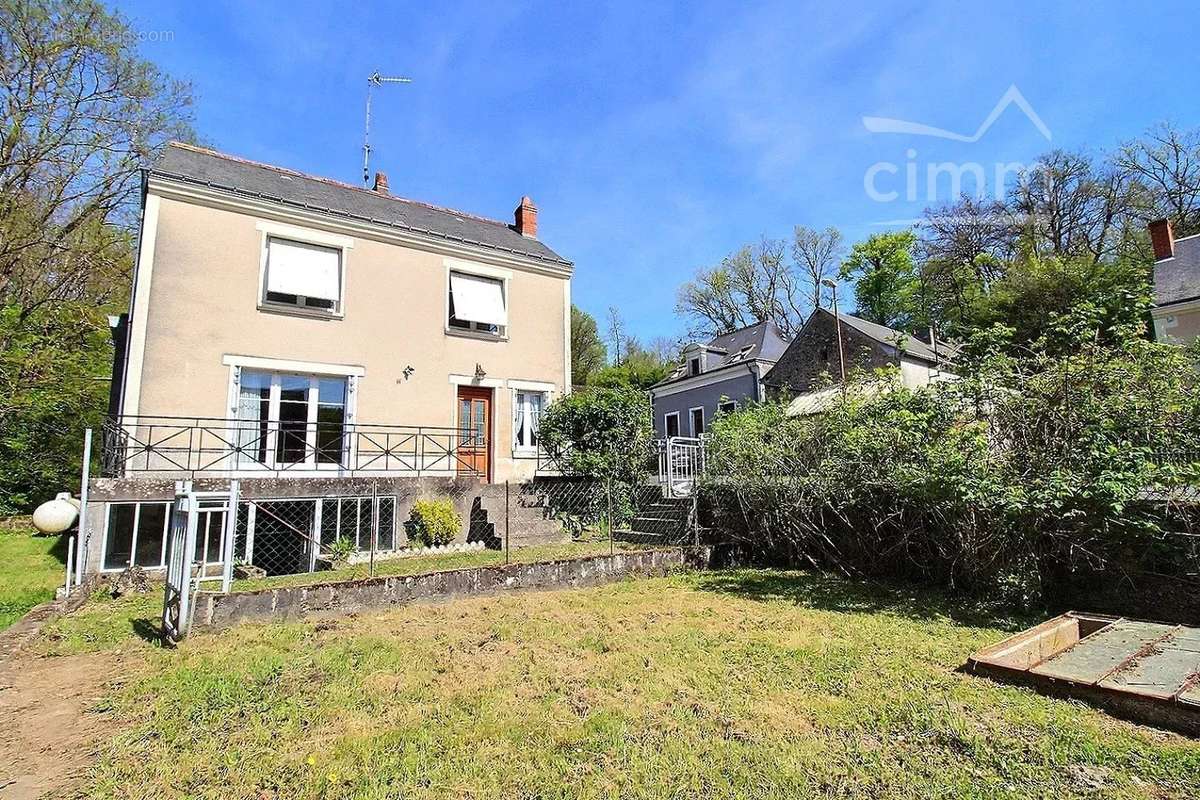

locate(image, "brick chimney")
[[514, 195, 537, 238], [373, 171, 389, 194], [1149, 218, 1175, 261]]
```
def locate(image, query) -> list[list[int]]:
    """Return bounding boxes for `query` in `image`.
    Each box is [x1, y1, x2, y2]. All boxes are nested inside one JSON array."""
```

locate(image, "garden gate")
[[161, 480, 240, 643]]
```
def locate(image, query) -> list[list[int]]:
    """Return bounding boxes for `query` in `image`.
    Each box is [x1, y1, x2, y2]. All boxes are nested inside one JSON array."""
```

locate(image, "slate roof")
[[149, 142, 572, 267], [1154, 234, 1200, 307], [652, 320, 789, 388], [830, 310, 959, 364]]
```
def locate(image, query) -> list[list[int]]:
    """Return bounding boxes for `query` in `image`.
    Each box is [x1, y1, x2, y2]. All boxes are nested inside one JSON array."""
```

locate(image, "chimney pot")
[[373, 171, 389, 194], [1149, 218, 1175, 261], [514, 195, 538, 238]]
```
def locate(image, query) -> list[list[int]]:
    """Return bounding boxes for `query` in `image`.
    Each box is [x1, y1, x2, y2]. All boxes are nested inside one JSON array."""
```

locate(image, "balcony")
[[101, 415, 486, 479]]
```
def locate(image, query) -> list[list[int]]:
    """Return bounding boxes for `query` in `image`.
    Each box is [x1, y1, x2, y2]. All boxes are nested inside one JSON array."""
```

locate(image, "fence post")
[[75, 427, 92, 586], [369, 480, 378, 577], [504, 480, 510, 565], [606, 476, 613, 557]]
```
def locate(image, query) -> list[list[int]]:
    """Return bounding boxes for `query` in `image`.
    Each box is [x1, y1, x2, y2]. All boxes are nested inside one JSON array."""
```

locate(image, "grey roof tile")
[[1155, 234, 1200, 307], [150, 142, 572, 267]]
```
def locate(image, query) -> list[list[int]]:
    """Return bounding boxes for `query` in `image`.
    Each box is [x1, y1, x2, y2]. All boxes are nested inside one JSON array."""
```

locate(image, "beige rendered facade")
[[119, 163, 572, 482]]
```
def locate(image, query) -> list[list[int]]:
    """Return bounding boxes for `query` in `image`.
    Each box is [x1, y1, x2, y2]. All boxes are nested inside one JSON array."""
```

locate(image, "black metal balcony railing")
[[101, 415, 487, 478]]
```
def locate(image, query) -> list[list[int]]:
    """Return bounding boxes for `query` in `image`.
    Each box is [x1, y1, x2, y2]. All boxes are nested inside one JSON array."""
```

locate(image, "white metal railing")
[[658, 436, 705, 498]]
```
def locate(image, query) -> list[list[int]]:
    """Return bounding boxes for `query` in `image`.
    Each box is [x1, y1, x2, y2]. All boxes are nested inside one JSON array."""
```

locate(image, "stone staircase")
[[475, 483, 570, 548], [616, 495, 693, 545]]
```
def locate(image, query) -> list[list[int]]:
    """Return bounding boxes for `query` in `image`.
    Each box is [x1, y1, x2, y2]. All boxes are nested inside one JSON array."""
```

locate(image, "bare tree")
[[0, 0, 195, 322], [1116, 121, 1200, 236], [676, 237, 802, 338], [789, 225, 843, 313], [606, 306, 625, 366], [1010, 150, 1137, 265]]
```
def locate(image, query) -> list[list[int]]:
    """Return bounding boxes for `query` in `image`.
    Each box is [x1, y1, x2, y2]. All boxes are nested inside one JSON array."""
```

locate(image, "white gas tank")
[[32, 492, 80, 534]]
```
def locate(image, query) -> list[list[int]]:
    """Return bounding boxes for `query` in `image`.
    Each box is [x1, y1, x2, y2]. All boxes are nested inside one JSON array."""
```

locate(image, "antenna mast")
[[363, 70, 412, 185]]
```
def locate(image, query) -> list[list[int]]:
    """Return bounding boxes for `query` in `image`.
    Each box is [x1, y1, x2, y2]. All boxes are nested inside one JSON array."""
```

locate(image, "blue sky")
[[114, 0, 1200, 344]]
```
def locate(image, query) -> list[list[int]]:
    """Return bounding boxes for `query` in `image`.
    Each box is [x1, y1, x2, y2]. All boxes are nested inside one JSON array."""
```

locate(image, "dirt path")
[[0, 650, 128, 799]]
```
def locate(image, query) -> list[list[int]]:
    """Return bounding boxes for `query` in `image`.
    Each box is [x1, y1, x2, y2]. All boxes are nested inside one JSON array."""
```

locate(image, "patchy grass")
[[0, 518, 67, 629], [37, 590, 162, 656], [70, 569, 1199, 799], [233, 538, 651, 592]]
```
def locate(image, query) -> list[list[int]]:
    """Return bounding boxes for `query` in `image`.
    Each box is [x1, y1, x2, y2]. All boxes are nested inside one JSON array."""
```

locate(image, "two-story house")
[[1149, 218, 1200, 345], [648, 320, 788, 438], [85, 142, 573, 577]]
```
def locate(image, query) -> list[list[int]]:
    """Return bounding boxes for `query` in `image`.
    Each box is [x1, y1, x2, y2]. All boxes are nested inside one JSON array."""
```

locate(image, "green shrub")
[[406, 500, 460, 547]]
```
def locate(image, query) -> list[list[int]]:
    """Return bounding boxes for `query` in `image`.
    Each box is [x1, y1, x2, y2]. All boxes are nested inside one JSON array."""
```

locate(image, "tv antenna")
[[362, 71, 412, 185]]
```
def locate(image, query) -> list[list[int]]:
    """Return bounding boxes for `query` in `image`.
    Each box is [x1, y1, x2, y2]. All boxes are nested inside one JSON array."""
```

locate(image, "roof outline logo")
[[862, 85, 1051, 142]]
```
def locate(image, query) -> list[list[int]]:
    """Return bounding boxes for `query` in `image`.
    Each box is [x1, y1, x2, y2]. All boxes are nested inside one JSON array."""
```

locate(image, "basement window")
[[261, 236, 343, 315], [102, 501, 170, 570], [319, 496, 397, 552]]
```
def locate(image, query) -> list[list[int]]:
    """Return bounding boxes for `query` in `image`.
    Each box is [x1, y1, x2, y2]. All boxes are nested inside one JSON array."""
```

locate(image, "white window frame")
[[100, 501, 171, 572], [718, 399, 738, 414], [224, 356, 361, 474], [511, 387, 549, 456], [255, 222, 353, 319], [444, 258, 511, 340], [688, 356, 701, 376], [689, 406, 705, 437], [664, 411, 681, 438]]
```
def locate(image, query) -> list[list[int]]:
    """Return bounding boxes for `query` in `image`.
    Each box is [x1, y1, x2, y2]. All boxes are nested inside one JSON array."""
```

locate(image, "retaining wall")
[[193, 546, 712, 630]]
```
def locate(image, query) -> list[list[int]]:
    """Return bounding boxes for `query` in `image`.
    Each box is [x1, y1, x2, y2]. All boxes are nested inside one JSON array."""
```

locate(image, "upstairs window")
[[448, 271, 507, 336], [688, 356, 701, 376], [262, 237, 343, 314]]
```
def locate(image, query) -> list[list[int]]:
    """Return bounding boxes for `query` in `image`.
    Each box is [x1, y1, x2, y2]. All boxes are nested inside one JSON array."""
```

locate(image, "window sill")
[[257, 302, 343, 321], [444, 326, 508, 343], [512, 448, 539, 460]]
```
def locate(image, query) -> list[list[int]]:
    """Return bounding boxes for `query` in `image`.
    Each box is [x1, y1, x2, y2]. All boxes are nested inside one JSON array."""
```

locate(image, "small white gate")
[[660, 436, 705, 498], [161, 480, 239, 643]]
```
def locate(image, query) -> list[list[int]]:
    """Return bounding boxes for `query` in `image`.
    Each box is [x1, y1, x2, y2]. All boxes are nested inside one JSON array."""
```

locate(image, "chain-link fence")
[[207, 475, 692, 591]]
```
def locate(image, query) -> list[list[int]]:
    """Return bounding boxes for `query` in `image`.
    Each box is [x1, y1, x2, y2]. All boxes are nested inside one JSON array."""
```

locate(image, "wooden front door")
[[456, 386, 491, 480]]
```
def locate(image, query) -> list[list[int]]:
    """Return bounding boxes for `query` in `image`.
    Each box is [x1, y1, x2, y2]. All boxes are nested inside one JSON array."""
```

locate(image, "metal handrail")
[[101, 414, 487, 478]]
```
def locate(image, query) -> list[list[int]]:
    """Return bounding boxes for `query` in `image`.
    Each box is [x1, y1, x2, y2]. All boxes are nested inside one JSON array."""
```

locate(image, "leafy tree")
[[839, 230, 919, 328], [590, 338, 670, 389], [0, 0, 195, 511], [570, 305, 606, 387]]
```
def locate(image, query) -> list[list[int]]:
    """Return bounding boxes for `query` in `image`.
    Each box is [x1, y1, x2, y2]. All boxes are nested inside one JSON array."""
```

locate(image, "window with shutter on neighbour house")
[[261, 236, 343, 314], [448, 271, 507, 336], [513, 390, 546, 452]]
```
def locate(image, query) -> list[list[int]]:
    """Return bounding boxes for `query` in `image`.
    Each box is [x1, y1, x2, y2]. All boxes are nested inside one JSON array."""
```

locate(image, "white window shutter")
[[267, 238, 341, 301], [450, 272, 507, 326]]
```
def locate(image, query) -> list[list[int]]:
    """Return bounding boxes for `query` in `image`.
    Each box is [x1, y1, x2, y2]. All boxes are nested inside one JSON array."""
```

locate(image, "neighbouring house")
[[83, 142, 574, 578], [763, 308, 956, 396], [1149, 218, 1200, 345], [649, 320, 788, 438]]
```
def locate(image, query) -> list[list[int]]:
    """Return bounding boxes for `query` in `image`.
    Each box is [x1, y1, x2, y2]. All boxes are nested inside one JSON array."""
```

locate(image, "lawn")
[[45, 569, 1200, 799], [0, 517, 67, 629], [232, 538, 653, 592]]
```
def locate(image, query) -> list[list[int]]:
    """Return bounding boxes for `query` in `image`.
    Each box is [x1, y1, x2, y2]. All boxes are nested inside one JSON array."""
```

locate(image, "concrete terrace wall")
[[193, 546, 712, 630]]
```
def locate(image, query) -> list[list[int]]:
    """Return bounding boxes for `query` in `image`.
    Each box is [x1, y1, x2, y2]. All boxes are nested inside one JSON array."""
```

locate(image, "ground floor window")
[[689, 407, 705, 436], [664, 412, 680, 438], [513, 390, 546, 452], [718, 400, 737, 414], [236, 369, 348, 468], [103, 502, 170, 570]]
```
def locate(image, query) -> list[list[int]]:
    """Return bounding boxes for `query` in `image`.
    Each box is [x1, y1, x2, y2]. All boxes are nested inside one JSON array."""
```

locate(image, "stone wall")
[[193, 546, 712, 630], [764, 310, 895, 394]]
